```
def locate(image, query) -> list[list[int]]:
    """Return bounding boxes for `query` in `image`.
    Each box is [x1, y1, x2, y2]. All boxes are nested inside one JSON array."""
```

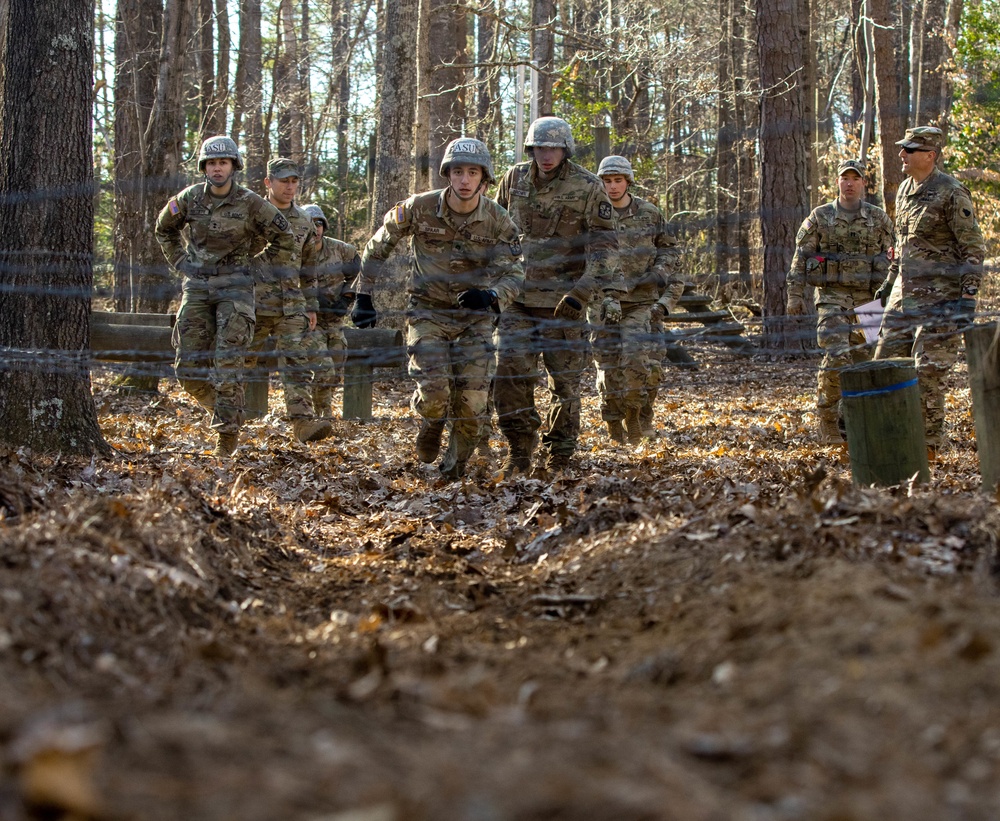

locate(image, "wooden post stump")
[[964, 322, 1000, 494], [841, 358, 929, 487]]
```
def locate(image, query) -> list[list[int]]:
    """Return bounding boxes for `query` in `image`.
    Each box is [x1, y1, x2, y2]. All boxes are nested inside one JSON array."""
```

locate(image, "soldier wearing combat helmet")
[[353, 137, 524, 480], [786, 158, 895, 444], [594, 154, 684, 446], [156, 135, 296, 456], [301, 203, 361, 418], [874, 126, 986, 460], [494, 116, 620, 477]]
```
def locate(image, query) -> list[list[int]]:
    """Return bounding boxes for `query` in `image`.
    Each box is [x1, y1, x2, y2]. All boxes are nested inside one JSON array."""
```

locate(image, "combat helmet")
[[303, 204, 329, 231], [524, 117, 575, 158], [597, 155, 634, 183], [197, 135, 244, 172], [440, 137, 495, 183]]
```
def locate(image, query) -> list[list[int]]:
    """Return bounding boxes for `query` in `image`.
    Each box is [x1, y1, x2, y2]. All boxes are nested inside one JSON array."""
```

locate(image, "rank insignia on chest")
[[598, 202, 612, 220]]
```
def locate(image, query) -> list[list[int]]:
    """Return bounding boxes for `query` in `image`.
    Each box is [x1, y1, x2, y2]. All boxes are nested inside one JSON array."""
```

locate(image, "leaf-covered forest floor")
[[2, 342, 1000, 821]]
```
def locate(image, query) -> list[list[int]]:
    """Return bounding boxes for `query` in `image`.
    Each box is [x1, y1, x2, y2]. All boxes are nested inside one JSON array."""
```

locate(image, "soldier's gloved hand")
[[553, 287, 590, 322], [329, 295, 353, 318], [457, 288, 497, 312], [650, 302, 667, 323], [351, 294, 378, 328], [786, 295, 806, 316], [874, 280, 892, 307], [601, 295, 622, 325]]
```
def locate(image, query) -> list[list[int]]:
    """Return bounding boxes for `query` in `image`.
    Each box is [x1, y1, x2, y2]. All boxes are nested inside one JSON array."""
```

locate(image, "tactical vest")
[[805, 205, 883, 289]]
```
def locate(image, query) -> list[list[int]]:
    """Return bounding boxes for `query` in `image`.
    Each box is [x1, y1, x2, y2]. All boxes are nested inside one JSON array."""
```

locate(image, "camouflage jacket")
[[885, 168, 985, 307], [356, 189, 524, 311], [495, 160, 620, 308], [314, 236, 360, 329], [155, 183, 295, 277], [612, 194, 684, 308], [787, 200, 895, 306], [249, 202, 320, 317]]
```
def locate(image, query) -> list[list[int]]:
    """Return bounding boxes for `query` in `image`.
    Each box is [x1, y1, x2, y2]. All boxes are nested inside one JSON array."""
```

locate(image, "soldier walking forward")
[[353, 138, 524, 480], [155, 136, 295, 456], [245, 158, 332, 445], [786, 159, 895, 444], [494, 117, 620, 477], [874, 127, 986, 460], [594, 155, 684, 445], [301, 204, 360, 419]]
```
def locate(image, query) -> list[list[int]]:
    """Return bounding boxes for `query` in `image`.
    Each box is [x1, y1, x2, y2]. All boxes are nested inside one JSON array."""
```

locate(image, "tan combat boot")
[[500, 434, 534, 477], [415, 419, 446, 463], [607, 420, 626, 444], [215, 431, 239, 456], [817, 416, 843, 445], [624, 408, 643, 445], [639, 406, 657, 439], [293, 417, 333, 443]]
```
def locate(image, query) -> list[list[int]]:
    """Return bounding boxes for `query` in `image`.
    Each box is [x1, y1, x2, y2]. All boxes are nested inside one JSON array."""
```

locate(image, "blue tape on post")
[[841, 378, 918, 399]]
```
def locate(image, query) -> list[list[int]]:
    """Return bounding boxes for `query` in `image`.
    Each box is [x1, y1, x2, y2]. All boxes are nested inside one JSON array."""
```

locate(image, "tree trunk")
[[334, 0, 351, 237], [234, 0, 264, 191], [428, 0, 466, 187], [275, 0, 304, 161], [370, 0, 418, 231], [414, 0, 431, 191], [871, 0, 906, 217], [0, 0, 111, 456], [756, 0, 810, 348], [716, 0, 738, 277], [475, 0, 501, 144], [531, 0, 555, 115]]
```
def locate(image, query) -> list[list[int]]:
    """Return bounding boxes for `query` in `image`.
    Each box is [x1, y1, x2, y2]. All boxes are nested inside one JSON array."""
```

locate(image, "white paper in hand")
[[856, 299, 884, 345]]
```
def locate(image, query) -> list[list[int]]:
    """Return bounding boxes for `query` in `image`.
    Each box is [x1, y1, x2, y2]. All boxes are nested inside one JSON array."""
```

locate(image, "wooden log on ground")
[[841, 358, 929, 487], [964, 322, 1000, 494], [91, 311, 174, 327]]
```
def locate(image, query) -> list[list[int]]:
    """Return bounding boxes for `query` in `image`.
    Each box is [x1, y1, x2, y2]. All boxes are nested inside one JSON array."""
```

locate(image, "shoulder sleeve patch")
[[272, 212, 289, 232], [598, 202, 612, 220], [392, 202, 409, 224], [509, 239, 522, 257], [168, 199, 180, 215]]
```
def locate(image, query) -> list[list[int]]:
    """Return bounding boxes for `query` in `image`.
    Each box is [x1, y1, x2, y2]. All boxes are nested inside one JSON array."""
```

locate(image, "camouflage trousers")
[[591, 303, 656, 422], [172, 273, 255, 435], [246, 313, 315, 419], [815, 295, 875, 424], [875, 303, 964, 447], [495, 303, 588, 458], [406, 305, 496, 445], [304, 320, 348, 390]]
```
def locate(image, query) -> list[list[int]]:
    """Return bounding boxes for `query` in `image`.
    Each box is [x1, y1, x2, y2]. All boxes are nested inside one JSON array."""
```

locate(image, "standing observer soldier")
[[595, 155, 684, 445], [244, 158, 333, 445], [353, 138, 524, 480], [155, 135, 296, 456], [494, 116, 620, 477], [301, 204, 360, 419], [874, 126, 986, 460], [786, 159, 895, 444]]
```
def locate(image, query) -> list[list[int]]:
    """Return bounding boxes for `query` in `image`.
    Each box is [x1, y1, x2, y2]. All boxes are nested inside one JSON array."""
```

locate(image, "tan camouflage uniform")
[[155, 183, 294, 436], [593, 195, 683, 438], [875, 129, 986, 448], [304, 236, 360, 417], [787, 195, 894, 439], [245, 196, 322, 423], [357, 188, 524, 473], [494, 160, 619, 468]]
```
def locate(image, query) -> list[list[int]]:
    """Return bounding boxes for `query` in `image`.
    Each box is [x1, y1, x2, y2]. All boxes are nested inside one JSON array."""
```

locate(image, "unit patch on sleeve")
[[598, 202, 612, 220]]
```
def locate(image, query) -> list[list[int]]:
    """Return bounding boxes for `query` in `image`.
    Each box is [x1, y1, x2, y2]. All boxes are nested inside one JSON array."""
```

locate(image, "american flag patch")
[[168, 199, 180, 215], [394, 204, 406, 224]]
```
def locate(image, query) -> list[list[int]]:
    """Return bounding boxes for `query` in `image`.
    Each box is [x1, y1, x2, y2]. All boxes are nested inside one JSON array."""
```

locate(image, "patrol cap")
[[838, 159, 866, 177], [267, 157, 300, 179], [895, 126, 944, 151]]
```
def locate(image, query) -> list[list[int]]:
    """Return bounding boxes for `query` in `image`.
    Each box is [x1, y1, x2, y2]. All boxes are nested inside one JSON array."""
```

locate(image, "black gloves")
[[351, 293, 378, 328], [874, 280, 892, 307], [457, 289, 498, 312]]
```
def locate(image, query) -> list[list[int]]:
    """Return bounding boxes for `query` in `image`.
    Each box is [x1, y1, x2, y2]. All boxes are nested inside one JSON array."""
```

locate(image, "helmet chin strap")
[[448, 176, 487, 203], [204, 165, 235, 189]]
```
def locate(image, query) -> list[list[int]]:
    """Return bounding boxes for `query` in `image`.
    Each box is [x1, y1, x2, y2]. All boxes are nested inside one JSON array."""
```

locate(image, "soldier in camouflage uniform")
[[786, 159, 895, 444], [300, 204, 360, 419], [494, 117, 620, 476], [155, 135, 296, 456], [594, 155, 684, 445], [244, 158, 332, 444], [354, 138, 524, 480], [874, 126, 986, 458]]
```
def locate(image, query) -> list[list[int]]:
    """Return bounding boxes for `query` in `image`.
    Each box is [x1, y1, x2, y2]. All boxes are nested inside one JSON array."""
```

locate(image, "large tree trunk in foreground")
[[0, 0, 111, 456]]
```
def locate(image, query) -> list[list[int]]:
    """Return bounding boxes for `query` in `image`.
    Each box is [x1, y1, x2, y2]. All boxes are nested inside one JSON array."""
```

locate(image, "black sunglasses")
[[902, 146, 933, 154]]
